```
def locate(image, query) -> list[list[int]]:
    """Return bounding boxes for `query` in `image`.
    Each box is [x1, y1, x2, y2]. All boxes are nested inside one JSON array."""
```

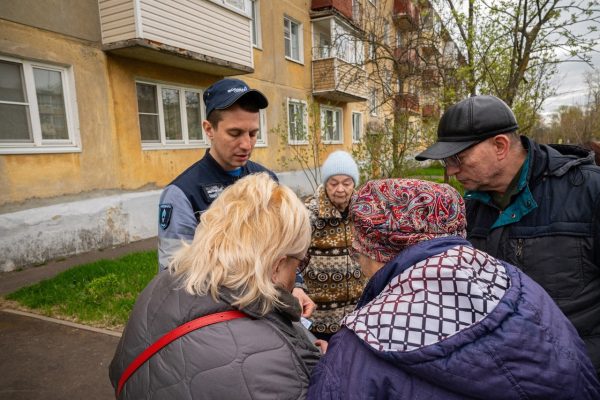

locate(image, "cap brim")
[[415, 140, 479, 160], [216, 89, 268, 111]]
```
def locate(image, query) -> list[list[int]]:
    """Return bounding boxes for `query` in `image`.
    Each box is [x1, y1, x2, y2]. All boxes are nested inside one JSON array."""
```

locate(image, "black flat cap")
[[415, 95, 518, 160]]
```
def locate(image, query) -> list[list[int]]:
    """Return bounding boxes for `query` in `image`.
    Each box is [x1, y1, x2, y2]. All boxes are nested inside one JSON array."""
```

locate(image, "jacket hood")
[[525, 137, 596, 180], [343, 236, 600, 398]]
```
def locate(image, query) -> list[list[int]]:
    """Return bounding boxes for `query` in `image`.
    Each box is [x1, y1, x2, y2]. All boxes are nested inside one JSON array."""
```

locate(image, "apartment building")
[[0, 0, 452, 270]]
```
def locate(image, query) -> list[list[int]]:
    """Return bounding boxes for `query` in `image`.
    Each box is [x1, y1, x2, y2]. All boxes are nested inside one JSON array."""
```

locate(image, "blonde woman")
[[110, 173, 321, 399]]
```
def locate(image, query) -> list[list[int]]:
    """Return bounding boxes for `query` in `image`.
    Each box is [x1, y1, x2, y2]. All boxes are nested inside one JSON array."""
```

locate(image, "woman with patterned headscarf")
[[308, 179, 600, 400]]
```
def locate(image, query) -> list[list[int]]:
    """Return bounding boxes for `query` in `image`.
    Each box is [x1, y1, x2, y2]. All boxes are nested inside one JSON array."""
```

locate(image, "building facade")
[[0, 0, 451, 270]]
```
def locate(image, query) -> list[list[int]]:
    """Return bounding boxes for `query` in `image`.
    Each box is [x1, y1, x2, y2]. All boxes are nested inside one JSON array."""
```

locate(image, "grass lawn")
[[5, 251, 157, 331]]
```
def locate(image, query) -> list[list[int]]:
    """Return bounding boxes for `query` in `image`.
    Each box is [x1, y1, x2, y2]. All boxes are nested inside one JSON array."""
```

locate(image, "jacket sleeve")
[[157, 185, 197, 272]]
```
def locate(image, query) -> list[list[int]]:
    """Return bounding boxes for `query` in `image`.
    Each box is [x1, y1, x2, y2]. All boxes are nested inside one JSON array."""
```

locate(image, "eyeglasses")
[[441, 154, 462, 168], [289, 253, 311, 273]]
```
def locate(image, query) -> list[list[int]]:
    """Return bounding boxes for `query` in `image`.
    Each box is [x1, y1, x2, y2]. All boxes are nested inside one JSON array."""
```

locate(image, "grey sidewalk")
[[0, 238, 157, 400]]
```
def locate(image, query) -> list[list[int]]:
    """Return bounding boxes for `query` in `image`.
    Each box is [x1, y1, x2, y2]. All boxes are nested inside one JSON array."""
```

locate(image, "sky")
[[540, 40, 600, 118]]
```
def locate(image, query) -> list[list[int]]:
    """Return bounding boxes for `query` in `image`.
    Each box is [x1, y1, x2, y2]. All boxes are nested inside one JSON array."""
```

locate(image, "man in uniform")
[[158, 78, 315, 316]]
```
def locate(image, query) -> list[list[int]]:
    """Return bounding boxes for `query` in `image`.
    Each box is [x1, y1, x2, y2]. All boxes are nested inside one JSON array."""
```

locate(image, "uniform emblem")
[[159, 204, 173, 230], [201, 184, 225, 202]]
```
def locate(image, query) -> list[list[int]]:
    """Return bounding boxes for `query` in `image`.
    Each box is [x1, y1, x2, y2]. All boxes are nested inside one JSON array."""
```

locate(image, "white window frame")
[[136, 80, 207, 150], [370, 89, 378, 116], [284, 16, 304, 64], [287, 98, 308, 145], [250, 0, 262, 49], [212, 0, 251, 16], [352, 111, 362, 143], [320, 105, 343, 144], [0, 55, 81, 155], [255, 108, 268, 147]]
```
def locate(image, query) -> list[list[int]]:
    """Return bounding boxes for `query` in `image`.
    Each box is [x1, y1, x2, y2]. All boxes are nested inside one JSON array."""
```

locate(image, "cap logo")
[[227, 87, 248, 93]]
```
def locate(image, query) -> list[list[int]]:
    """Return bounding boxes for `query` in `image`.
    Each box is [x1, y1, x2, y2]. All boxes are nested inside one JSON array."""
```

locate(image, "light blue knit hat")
[[321, 150, 359, 185]]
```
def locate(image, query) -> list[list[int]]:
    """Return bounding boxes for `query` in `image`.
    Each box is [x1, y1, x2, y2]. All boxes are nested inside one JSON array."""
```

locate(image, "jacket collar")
[[357, 236, 470, 309]]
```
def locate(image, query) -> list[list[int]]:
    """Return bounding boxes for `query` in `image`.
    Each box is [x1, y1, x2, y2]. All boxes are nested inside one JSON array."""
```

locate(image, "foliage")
[[6, 251, 156, 330], [531, 70, 600, 144], [274, 99, 329, 191], [435, 0, 600, 134]]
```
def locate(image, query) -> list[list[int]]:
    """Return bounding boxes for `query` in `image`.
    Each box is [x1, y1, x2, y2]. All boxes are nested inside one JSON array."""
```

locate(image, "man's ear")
[[203, 120, 214, 140], [492, 134, 511, 161]]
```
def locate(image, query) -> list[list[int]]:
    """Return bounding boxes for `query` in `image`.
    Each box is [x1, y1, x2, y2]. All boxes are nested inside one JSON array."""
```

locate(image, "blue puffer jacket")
[[307, 237, 600, 400]]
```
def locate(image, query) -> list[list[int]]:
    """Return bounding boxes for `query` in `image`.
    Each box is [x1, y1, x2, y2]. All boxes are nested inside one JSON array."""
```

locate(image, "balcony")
[[311, 0, 353, 20], [394, 47, 419, 72], [98, 0, 253, 75], [312, 54, 368, 102], [422, 67, 441, 89], [393, 0, 419, 31], [395, 92, 420, 114], [421, 103, 440, 119]]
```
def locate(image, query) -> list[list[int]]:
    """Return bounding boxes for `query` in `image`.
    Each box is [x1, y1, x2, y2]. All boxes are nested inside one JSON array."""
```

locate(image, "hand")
[[292, 288, 316, 318], [314, 339, 328, 354]]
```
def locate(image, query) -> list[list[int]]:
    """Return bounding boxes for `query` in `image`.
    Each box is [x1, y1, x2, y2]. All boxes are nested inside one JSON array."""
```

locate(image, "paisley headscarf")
[[351, 179, 467, 263]]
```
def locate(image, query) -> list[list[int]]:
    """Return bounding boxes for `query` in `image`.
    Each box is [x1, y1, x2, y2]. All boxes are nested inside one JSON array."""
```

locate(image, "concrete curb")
[[2, 308, 122, 338]]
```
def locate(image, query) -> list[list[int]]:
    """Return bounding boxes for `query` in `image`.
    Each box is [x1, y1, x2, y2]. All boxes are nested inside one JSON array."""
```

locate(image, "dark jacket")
[[157, 151, 278, 271], [465, 137, 600, 374], [307, 237, 600, 400], [109, 272, 320, 399]]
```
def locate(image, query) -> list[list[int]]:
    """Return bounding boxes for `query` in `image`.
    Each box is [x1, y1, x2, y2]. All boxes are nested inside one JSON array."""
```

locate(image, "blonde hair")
[[169, 173, 311, 315]]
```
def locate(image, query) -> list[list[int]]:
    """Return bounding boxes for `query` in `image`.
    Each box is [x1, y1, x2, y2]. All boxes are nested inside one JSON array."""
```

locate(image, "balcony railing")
[[393, 0, 419, 31], [421, 103, 440, 118], [394, 47, 419, 72], [311, 0, 353, 20], [312, 57, 368, 102], [395, 92, 420, 114], [422, 67, 441, 88], [98, 0, 253, 75]]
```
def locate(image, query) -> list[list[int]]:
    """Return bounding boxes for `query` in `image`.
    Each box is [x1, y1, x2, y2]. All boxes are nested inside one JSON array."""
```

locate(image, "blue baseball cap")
[[203, 78, 268, 118]]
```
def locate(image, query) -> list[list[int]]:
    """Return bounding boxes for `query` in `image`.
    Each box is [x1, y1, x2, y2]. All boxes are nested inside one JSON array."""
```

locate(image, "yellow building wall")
[[0, 19, 117, 207]]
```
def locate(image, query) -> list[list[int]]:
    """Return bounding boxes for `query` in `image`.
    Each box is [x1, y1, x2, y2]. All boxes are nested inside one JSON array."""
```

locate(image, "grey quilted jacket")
[[109, 271, 321, 399]]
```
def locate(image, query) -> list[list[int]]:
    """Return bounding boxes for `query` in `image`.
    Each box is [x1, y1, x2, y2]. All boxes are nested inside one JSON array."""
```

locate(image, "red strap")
[[116, 310, 247, 397]]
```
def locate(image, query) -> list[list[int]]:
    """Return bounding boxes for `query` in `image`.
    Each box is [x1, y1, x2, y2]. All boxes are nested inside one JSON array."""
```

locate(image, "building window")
[[369, 89, 378, 116], [0, 56, 80, 154], [384, 20, 390, 46], [320, 106, 343, 143], [369, 33, 377, 59], [284, 16, 303, 63], [287, 98, 307, 144], [251, 0, 261, 48], [136, 81, 206, 149], [255, 108, 268, 147], [352, 112, 362, 143]]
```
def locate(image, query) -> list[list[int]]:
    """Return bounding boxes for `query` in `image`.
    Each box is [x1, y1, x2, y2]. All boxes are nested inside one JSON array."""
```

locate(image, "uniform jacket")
[[465, 137, 600, 374], [157, 151, 277, 271], [302, 186, 367, 336], [307, 236, 600, 400], [109, 271, 320, 400]]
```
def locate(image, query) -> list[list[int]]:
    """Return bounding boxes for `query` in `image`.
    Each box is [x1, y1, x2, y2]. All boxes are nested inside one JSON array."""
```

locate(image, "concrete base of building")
[[0, 169, 318, 272], [0, 190, 161, 272]]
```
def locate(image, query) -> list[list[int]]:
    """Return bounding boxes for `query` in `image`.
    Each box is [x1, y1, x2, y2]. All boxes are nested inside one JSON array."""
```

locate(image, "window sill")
[[141, 143, 210, 151], [0, 145, 82, 155], [285, 56, 304, 66]]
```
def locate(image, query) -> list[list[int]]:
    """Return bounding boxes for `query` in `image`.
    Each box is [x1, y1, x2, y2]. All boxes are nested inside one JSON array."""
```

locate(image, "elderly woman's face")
[[325, 175, 355, 211]]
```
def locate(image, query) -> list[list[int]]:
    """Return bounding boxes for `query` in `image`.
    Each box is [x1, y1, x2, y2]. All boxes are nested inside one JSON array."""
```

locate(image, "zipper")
[[515, 238, 524, 260]]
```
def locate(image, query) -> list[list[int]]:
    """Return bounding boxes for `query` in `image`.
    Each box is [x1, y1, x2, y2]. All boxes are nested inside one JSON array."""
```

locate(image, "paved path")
[[0, 238, 157, 399], [0, 310, 120, 400]]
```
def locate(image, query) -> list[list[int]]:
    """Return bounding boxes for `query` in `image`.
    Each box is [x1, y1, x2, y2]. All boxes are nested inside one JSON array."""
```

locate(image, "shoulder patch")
[[201, 184, 226, 202], [159, 204, 173, 230]]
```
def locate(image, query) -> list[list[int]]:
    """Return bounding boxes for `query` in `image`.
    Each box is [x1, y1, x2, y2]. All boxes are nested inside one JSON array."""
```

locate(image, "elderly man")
[[415, 95, 600, 376]]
